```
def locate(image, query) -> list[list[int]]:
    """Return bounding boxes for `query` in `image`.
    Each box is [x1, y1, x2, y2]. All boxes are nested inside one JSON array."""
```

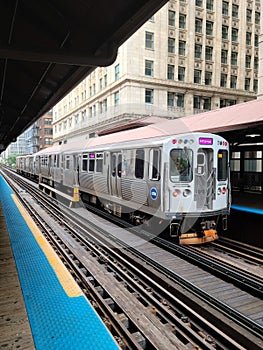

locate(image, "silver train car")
[[17, 131, 231, 244]]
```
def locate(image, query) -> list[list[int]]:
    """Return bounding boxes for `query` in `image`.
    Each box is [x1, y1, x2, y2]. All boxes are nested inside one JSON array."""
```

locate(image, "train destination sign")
[[199, 137, 213, 145]]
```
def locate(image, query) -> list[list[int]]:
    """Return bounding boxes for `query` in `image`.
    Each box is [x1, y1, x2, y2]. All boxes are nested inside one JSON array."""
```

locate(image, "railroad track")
[[2, 168, 263, 349], [212, 237, 263, 265]]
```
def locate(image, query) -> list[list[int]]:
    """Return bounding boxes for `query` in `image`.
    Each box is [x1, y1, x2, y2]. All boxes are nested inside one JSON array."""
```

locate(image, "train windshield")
[[170, 148, 193, 182]]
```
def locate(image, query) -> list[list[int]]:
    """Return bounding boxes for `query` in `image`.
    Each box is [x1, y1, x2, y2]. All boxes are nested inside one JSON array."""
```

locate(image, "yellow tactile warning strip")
[[11, 194, 83, 297]]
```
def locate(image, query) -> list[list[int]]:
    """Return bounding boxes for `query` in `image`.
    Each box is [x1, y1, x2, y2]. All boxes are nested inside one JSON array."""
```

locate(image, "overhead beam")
[[0, 42, 118, 66]]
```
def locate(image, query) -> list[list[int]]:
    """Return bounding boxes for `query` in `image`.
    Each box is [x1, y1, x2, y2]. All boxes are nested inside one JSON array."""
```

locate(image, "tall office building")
[[53, 0, 261, 144]]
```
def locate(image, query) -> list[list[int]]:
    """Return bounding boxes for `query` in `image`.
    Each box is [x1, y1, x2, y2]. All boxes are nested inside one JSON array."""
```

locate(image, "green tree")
[[6, 154, 18, 168]]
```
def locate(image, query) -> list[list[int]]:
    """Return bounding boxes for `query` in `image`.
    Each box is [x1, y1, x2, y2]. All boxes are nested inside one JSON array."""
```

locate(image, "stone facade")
[[52, 0, 260, 144]]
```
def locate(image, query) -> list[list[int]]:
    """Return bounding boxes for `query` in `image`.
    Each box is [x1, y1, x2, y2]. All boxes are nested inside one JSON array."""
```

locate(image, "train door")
[[110, 152, 122, 197], [194, 148, 215, 210]]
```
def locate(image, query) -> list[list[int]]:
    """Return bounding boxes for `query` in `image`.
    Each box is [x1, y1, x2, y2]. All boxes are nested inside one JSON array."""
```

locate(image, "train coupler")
[[179, 229, 218, 245]]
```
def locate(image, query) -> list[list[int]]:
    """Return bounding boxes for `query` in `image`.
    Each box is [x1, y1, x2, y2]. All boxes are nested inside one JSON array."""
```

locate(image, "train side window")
[[218, 150, 228, 181], [89, 153, 95, 172], [117, 154, 122, 178], [96, 153, 103, 173], [65, 155, 70, 169], [111, 154, 116, 177], [82, 154, 88, 171], [149, 149, 160, 180], [135, 149, 145, 179]]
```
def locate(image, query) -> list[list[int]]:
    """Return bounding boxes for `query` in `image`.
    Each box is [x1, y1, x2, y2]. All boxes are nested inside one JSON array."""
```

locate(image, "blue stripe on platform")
[[0, 176, 118, 350], [231, 205, 263, 216]]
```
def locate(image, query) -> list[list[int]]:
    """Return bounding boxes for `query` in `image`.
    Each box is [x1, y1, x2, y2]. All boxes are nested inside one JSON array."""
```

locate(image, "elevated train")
[[16, 128, 231, 244]]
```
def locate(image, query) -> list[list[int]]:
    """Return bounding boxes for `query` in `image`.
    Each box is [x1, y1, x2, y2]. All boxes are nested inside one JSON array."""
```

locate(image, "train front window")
[[170, 148, 193, 182], [218, 150, 228, 181]]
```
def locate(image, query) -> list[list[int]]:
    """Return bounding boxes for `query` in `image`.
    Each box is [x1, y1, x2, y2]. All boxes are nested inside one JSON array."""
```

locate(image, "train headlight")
[[217, 188, 222, 195], [222, 187, 227, 194], [183, 189, 191, 197], [173, 189, 181, 197]]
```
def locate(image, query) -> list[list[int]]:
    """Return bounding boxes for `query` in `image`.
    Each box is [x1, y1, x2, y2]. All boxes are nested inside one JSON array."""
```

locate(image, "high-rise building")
[[36, 111, 53, 150], [53, 0, 261, 144]]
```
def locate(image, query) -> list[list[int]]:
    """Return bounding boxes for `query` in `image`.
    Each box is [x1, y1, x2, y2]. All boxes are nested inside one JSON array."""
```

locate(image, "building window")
[[178, 66, 185, 81], [145, 60, 154, 76], [222, 26, 228, 39], [255, 35, 259, 47], [220, 99, 236, 108], [206, 0, 213, 10], [167, 92, 175, 107], [44, 138, 52, 145], [104, 99, 107, 112], [194, 69, 202, 83], [99, 78, 103, 90], [149, 15, 154, 22], [220, 73, 227, 87], [231, 52, 238, 66], [246, 32, 251, 45], [145, 31, 154, 49], [253, 80, 258, 93], [196, 0, 202, 7], [44, 118, 52, 125], [168, 10, 175, 26], [203, 97, 211, 110], [145, 89, 154, 104], [178, 41, 186, 56], [231, 28, 238, 42], [114, 91, 119, 106], [205, 46, 213, 61], [177, 94, 184, 108], [195, 44, 202, 59], [244, 78, 250, 91], [245, 55, 251, 68], [104, 74, 107, 87], [230, 75, 237, 89], [44, 128, 53, 135], [205, 71, 212, 85], [168, 37, 175, 53], [221, 50, 228, 64], [167, 64, 175, 80], [254, 57, 258, 70], [179, 14, 186, 29], [194, 96, 201, 109], [93, 105, 96, 116], [115, 64, 120, 80], [255, 12, 260, 25], [246, 9, 252, 23], [195, 18, 202, 33], [206, 21, 213, 36], [222, 1, 229, 16], [99, 101, 103, 114], [232, 5, 238, 18]]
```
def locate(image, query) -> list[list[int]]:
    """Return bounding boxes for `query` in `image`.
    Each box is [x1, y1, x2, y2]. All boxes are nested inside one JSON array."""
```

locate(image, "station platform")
[[231, 190, 263, 215], [0, 175, 119, 350], [223, 190, 263, 248]]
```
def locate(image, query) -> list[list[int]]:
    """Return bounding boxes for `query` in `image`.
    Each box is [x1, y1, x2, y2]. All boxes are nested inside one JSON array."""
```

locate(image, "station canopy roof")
[[0, 0, 168, 152]]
